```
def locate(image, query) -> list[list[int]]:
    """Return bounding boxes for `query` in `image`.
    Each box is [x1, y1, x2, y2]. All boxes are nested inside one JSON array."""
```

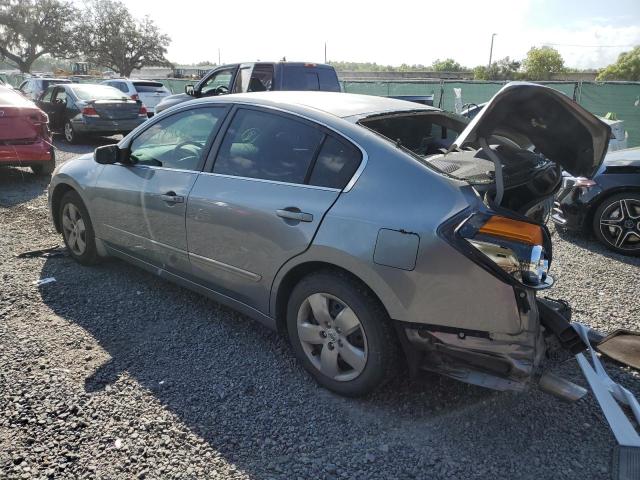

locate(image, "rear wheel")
[[31, 148, 56, 176], [59, 190, 100, 265], [287, 271, 399, 397], [592, 192, 640, 256], [64, 120, 80, 144]]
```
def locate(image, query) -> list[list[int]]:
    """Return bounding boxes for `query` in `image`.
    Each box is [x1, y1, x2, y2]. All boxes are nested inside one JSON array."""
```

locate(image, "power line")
[[542, 42, 637, 48]]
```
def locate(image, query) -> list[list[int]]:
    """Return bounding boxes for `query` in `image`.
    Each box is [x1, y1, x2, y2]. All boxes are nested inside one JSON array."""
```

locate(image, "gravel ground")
[[1, 137, 639, 479]]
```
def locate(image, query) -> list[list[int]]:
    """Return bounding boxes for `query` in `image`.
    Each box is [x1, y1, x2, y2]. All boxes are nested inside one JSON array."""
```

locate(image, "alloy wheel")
[[296, 293, 368, 382], [61, 203, 87, 256], [599, 198, 640, 251]]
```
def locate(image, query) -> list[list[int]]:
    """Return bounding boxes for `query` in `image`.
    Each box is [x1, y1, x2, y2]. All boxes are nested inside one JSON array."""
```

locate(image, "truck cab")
[[155, 62, 341, 114]]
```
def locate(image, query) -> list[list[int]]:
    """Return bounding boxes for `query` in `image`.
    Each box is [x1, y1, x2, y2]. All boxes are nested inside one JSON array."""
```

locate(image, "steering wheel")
[[240, 127, 261, 143], [174, 140, 203, 163], [213, 85, 229, 95]]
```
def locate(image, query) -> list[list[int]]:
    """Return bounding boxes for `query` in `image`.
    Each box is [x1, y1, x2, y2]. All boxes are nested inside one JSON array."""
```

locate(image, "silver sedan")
[[49, 86, 610, 397]]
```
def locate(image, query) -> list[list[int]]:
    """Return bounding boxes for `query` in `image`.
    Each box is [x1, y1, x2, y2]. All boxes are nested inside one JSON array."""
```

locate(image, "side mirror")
[[185, 84, 195, 96], [94, 144, 122, 164]]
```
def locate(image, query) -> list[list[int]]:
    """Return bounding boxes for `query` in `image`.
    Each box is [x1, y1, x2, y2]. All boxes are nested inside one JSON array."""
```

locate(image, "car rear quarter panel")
[[272, 133, 524, 335]]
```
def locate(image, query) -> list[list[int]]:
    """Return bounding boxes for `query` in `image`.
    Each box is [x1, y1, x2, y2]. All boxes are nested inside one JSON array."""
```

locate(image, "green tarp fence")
[[5, 73, 639, 148]]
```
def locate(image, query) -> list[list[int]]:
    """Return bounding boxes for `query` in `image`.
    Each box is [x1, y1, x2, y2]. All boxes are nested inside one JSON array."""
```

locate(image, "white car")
[[101, 79, 171, 116]]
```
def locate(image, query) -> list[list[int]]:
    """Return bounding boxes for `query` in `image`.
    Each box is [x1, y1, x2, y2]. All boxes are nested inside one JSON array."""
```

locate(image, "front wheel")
[[287, 271, 400, 397], [59, 190, 100, 265], [592, 193, 640, 256]]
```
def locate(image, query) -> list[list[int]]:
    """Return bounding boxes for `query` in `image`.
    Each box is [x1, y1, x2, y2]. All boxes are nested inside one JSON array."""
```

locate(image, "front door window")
[[199, 69, 235, 97], [129, 107, 226, 171]]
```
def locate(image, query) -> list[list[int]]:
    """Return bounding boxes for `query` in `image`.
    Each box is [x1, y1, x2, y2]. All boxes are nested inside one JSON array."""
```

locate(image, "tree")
[[596, 46, 640, 81], [0, 0, 79, 73], [473, 57, 521, 80], [522, 46, 565, 80], [430, 58, 465, 72], [80, 0, 171, 77]]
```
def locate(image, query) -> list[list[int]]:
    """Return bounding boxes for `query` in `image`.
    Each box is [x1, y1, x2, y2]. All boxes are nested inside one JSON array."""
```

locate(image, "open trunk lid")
[[452, 82, 611, 178]]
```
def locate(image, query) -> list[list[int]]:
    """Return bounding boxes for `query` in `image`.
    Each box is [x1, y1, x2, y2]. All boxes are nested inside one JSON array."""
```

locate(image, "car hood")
[[452, 82, 611, 178]]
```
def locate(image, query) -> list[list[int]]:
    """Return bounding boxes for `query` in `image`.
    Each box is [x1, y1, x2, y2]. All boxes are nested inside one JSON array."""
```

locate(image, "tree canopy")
[[79, 0, 171, 77], [473, 57, 521, 80], [596, 46, 640, 81], [430, 58, 465, 72], [521, 46, 565, 80], [0, 0, 78, 73]]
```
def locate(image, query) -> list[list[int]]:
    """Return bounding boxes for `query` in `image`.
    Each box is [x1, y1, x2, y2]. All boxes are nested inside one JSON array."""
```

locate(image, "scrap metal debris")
[[32, 277, 56, 286]]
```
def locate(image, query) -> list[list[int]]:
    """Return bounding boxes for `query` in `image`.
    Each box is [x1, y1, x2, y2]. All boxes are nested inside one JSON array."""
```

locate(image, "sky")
[[118, 0, 640, 69]]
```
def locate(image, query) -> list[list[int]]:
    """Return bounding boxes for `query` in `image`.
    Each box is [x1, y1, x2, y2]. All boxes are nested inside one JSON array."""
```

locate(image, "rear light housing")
[[138, 105, 147, 117], [440, 211, 553, 289], [82, 106, 99, 118], [131, 94, 139, 101]]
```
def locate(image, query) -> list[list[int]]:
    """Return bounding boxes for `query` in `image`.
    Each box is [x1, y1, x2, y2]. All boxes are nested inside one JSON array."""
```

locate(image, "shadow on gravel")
[[37, 254, 497, 477], [0, 166, 50, 207], [553, 226, 640, 268]]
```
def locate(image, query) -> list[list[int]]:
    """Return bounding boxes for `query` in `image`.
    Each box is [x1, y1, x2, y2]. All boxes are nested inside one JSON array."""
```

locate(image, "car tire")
[[592, 192, 640, 256], [58, 190, 100, 265], [64, 120, 80, 144], [31, 148, 56, 176], [287, 270, 400, 397]]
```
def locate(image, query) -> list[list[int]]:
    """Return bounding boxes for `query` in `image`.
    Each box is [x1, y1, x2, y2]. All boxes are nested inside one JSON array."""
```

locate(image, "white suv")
[[101, 79, 171, 116]]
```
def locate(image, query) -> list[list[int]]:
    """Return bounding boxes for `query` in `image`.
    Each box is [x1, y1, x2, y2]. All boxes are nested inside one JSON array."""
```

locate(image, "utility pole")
[[324, 42, 327, 63], [488, 33, 497, 68], [218, 48, 221, 65]]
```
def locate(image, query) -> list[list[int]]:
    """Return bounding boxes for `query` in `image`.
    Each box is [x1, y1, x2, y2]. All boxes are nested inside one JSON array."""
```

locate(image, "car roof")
[[201, 91, 438, 119]]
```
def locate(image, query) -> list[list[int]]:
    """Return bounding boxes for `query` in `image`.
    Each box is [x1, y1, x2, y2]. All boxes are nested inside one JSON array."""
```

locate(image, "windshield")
[[71, 85, 129, 101]]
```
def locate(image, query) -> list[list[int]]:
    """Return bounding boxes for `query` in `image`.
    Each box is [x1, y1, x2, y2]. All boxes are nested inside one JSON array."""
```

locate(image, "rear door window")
[[213, 108, 324, 184], [308, 136, 362, 189], [40, 86, 55, 103], [248, 65, 274, 92]]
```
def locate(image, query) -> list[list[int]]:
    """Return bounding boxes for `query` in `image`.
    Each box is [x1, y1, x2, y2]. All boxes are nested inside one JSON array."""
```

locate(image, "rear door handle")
[[160, 192, 185, 204], [276, 209, 313, 222]]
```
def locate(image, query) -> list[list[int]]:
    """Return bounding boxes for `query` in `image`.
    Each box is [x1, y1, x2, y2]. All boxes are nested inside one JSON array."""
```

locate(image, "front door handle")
[[276, 208, 313, 222], [160, 192, 184, 204]]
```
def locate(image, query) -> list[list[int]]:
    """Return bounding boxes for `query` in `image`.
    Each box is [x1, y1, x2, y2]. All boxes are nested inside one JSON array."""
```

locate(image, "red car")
[[0, 85, 54, 175]]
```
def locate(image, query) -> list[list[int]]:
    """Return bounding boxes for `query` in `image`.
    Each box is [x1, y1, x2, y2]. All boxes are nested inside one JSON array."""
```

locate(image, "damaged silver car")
[[49, 84, 610, 399]]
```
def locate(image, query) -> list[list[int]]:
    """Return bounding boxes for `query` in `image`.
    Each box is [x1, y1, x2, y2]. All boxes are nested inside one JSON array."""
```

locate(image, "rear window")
[[281, 66, 322, 91], [0, 87, 34, 107], [71, 85, 129, 101], [133, 81, 167, 93]]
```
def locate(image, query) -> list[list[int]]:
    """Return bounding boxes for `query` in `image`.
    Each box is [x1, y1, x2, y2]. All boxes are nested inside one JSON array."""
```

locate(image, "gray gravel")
[[1, 136, 639, 479]]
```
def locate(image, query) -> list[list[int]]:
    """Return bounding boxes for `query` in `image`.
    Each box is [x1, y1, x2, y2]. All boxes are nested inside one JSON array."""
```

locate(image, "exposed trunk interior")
[[359, 111, 562, 223]]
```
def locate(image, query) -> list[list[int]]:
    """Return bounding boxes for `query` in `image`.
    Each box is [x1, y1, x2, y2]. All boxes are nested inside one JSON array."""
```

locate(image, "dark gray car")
[[36, 84, 148, 143], [48, 85, 610, 398]]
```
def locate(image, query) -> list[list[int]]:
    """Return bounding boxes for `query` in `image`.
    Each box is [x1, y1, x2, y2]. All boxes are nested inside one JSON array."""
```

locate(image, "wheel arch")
[[272, 260, 392, 337], [50, 183, 78, 233]]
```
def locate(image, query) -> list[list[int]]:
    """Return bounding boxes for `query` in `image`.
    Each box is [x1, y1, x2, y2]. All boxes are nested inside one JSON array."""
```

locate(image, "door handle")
[[276, 209, 313, 222], [160, 192, 185, 203]]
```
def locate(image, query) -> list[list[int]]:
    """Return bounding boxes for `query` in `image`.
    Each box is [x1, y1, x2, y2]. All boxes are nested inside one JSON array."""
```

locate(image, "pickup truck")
[[155, 62, 341, 114]]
